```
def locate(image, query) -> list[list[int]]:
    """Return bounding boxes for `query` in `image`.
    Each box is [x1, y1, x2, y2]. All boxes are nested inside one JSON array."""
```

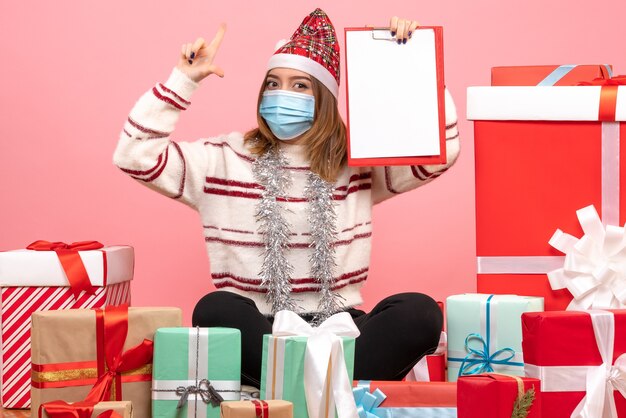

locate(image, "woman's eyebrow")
[[266, 74, 312, 81]]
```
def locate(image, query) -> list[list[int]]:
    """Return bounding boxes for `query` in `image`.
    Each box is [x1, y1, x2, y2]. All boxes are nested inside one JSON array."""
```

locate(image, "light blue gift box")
[[446, 294, 543, 382]]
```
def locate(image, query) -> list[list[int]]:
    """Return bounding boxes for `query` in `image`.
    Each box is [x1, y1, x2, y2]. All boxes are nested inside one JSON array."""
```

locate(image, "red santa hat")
[[267, 8, 341, 99]]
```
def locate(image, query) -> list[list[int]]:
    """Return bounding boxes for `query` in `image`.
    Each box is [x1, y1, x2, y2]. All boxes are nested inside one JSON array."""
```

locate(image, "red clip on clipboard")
[[344, 26, 446, 166]]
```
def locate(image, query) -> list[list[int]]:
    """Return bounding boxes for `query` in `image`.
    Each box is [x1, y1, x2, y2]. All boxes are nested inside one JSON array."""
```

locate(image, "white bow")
[[548, 205, 626, 310], [272, 310, 360, 418], [570, 311, 626, 418]]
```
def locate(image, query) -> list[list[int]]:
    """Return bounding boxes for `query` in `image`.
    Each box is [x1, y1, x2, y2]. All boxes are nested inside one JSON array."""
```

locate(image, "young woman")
[[114, 9, 460, 388]]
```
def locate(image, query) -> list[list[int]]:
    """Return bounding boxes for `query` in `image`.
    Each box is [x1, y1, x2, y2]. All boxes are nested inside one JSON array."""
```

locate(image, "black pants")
[[192, 291, 443, 387]]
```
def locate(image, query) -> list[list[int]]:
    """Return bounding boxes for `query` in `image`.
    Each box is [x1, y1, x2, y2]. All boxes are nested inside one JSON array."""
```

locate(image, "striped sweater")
[[113, 67, 460, 315]]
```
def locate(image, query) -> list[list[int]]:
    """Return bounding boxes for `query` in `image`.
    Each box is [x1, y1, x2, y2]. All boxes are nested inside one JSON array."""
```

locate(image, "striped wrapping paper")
[[0, 245, 134, 408]]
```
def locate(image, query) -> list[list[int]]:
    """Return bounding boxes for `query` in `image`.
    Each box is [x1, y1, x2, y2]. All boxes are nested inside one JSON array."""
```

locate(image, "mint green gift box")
[[260, 335, 355, 418], [152, 327, 241, 418], [446, 294, 543, 382]]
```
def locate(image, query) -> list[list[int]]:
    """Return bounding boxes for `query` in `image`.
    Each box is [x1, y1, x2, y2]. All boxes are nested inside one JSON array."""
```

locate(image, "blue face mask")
[[259, 90, 315, 140]]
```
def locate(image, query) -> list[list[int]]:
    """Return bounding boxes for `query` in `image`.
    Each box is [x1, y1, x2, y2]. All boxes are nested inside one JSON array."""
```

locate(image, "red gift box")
[[0, 243, 133, 408], [522, 310, 626, 417], [491, 64, 612, 86], [468, 68, 626, 310], [457, 373, 541, 418], [353, 381, 456, 407], [405, 331, 447, 382]]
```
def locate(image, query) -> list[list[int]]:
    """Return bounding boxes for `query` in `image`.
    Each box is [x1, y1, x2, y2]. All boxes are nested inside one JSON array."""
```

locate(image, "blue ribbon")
[[353, 386, 386, 418], [537, 64, 614, 86], [449, 295, 523, 377]]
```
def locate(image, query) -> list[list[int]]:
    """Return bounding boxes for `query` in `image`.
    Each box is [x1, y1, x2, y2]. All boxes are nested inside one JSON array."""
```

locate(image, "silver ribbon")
[[175, 378, 223, 409]]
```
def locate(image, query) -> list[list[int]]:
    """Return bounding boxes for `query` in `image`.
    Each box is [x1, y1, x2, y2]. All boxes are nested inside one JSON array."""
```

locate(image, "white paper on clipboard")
[[345, 28, 442, 159]]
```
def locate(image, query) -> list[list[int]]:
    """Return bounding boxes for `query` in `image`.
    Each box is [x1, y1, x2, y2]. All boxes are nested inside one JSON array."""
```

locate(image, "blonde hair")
[[244, 72, 347, 182]]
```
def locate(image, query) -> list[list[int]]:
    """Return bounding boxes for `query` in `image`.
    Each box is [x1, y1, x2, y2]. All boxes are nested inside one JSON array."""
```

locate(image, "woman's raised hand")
[[389, 16, 419, 44], [176, 24, 226, 83]]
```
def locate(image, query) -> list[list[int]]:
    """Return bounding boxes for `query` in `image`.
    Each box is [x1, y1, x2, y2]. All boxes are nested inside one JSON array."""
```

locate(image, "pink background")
[[2, 1, 625, 325]]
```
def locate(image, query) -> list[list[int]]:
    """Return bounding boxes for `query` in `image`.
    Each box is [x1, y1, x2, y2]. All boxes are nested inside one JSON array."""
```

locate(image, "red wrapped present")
[[0, 242, 133, 409], [405, 331, 447, 382], [457, 373, 541, 418], [353, 381, 456, 417], [522, 310, 626, 417], [30, 305, 182, 418], [468, 68, 626, 310], [492, 64, 612, 86]]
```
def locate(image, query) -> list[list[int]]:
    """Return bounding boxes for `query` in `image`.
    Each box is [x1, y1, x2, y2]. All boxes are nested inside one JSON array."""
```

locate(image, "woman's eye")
[[295, 82, 309, 89], [265, 80, 278, 88]]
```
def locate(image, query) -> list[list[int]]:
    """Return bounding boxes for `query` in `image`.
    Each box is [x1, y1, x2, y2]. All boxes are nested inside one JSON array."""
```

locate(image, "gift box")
[[405, 331, 447, 382], [152, 327, 241, 418], [220, 400, 293, 418], [446, 294, 543, 381], [39, 401, 133, 418], [491, 64, 612, 86], [30, 305, 182, 418], [457, 374, 541, 418], [468, 70, 626, 310], [353, 380, 457, 417], [0, 242, 133, 409], [522, 310, 626, 418], [260, 311, 358, 418]]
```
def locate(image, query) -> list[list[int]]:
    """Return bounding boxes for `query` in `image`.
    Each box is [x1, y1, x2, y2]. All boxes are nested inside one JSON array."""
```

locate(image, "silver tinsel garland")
[[304, 171, 343, 324], [252, 147, 298, 313], [252, 147, 342, 319]]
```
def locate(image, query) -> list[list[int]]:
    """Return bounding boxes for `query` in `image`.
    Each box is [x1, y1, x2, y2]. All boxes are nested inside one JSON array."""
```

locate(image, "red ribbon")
[[27, 240, 105, 298], [39, 400, 124, 418], [577, 75, 626, 121], [252, 400, 270, 418], [83, 304, 154, 403]]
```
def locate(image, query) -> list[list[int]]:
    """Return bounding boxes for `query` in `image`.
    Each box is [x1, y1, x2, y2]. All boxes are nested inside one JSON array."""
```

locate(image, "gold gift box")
[[40, 401, 133, 418], [30, 307, 182, 418], [221, 400, 293, 418]]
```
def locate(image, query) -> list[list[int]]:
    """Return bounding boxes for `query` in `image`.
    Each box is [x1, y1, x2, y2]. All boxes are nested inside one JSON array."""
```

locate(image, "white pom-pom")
[[274, 38, 290, 52]]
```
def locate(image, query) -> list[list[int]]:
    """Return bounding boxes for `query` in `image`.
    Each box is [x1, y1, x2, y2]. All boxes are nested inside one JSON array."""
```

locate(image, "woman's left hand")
[[389, 17, 419, 44]]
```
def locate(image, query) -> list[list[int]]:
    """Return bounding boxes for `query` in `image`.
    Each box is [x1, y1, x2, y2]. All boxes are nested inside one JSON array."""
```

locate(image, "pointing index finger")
[[208, 23, 226, 52]]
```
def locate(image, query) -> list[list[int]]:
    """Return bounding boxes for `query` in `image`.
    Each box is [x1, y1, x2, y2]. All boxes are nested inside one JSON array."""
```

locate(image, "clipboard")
[[344, 26, 446, 166]]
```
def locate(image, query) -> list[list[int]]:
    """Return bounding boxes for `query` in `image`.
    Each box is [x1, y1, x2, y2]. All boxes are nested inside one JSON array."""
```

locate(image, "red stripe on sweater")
[[212, 267, 369, 286], [205, 232, 371, 248], [214, 274, 368, 293], [128, 146, 168, 182], [205, 177, 264, 189], [203, 185, 369, 202], [334, 183, 371, 200], [410, 166, 427, 181], [171, 142, 186, 199], [446, 121, 458, 130], [158, 83, 191, 105], [446, 132, 459, 141], [152, 86, 186, 110], [222, 228, 255, 235], [335, 172, 372, 191], [127, 117, 170, 136], [119, 152, 164, 176], [123, 129, 132, 137], [204, 141, 310, 170], [202, 187, 309, 202], [384, 166, 400, 194]]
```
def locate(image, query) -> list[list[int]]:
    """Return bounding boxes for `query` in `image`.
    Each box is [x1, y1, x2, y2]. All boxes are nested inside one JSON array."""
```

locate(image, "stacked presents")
[[2, 63, 626, 418]]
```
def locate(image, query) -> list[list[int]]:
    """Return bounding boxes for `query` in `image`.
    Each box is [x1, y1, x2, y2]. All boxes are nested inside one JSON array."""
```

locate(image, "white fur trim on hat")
[[273, 39, 290, 52], [267, 53, 339, 99]]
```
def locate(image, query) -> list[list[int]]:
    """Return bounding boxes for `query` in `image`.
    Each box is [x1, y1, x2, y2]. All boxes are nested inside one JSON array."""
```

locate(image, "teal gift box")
[[152, 327, 241, 418], [260, 335, 355, 418], [446, 294, 543, 382]]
